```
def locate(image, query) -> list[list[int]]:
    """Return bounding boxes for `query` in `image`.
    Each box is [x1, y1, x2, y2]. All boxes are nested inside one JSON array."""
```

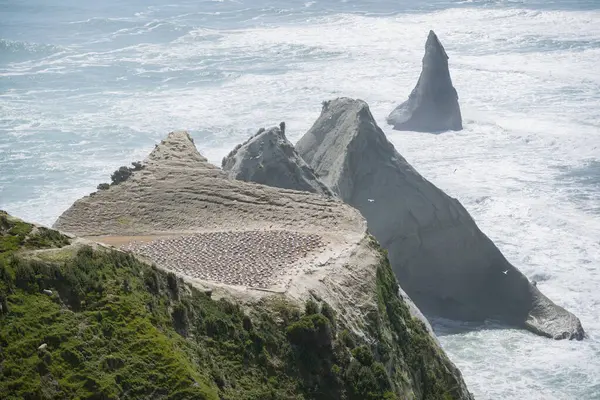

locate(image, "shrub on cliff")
[[320, 301, 336, 329], [110, 166, 133, 185], [105, 161, 145, 187], [305, 298, 320, 315], [287, 313, 333, 350]]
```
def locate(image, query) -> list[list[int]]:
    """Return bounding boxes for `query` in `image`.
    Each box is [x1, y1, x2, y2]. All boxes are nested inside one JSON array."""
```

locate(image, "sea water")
[[1, 0, 599, 398]]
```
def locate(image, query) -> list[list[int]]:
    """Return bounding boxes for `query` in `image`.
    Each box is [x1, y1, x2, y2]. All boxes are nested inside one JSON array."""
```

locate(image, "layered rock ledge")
[[387, 30, 463, 132], [297, 97, 584, 340]]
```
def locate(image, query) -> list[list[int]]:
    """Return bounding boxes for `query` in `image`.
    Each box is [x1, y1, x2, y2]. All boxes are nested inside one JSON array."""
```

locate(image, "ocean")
[[1, 0, 599, 398]]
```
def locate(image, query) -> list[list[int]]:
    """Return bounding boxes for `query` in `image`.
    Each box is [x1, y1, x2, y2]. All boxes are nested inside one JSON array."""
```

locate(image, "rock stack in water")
[[222, 125, 333, 197], [387, 30, 463, 132], [297, 97, 584, 340]]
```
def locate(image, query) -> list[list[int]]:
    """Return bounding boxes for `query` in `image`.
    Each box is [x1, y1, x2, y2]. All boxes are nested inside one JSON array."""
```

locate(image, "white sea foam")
[[1, 4, 599, 399]]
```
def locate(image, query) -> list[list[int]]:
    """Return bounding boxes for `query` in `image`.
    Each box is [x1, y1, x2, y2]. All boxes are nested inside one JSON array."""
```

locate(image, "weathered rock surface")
[[387, 30, 463, 132], [54, 131, 353, 236], [297, 97, 584, 340], [222, 125, 333, 197], [53, 130, 475, 399]]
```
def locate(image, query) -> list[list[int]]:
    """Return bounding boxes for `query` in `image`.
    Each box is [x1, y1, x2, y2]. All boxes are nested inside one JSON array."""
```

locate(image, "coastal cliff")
[[0, 131, 477, 399]]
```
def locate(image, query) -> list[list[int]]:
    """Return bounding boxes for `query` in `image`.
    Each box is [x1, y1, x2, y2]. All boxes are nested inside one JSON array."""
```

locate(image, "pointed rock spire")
[[222, 125, 333, 197], [297, 97, 584, 340], [387, 30, 463, 132], [146, 131, 211, 168]]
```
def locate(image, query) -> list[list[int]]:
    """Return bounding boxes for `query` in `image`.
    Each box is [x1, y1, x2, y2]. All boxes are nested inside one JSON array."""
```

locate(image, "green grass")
[[369, 235, 463, 400], [0, 211, 71, 258], [0, 213, 466, 399]]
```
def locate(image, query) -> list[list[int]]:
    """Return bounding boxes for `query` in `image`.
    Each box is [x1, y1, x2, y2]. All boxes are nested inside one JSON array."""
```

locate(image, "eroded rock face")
[[387, 30, 463, 132], [297, 97, 584, 340], [222, 126, 333, 197]]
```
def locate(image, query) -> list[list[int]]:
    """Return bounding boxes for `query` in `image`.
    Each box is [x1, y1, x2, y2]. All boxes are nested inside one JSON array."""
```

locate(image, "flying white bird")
[[367, 199, 375, 202], [502, 270, 509, 275]]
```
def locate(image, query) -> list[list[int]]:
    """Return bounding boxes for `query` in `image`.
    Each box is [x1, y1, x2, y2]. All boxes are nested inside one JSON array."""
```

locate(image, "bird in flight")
[[368, 199, 375, 202], [502, 270, 509, 275]]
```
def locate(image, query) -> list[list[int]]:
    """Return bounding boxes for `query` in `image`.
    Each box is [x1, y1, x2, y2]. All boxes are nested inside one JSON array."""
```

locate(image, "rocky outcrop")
[[53, 131, 475, 399], [54, 131, 351, 236], [387, 30, 462, 132], [297, 97, 584, 340], [222, 125, 333, 197]]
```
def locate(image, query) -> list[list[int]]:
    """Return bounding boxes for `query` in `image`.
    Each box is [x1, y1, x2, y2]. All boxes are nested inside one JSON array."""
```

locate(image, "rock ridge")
[[297, 97, 584, 340], [54, 131, 353, 237]]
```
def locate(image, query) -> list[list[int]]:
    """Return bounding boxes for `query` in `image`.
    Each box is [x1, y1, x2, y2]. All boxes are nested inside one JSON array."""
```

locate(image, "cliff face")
[[296, 97, 584, 340], [222, 126, 333, 197], [40, 132, 475, 399], [387, 30, 462, 132]]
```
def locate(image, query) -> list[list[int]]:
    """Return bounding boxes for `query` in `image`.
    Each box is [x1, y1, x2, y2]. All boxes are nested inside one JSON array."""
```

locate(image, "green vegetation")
[[0, 213, 464, 399], [0, 211, 70, 258], [368, 236, 463, 400], [97, 161, 145, 190]]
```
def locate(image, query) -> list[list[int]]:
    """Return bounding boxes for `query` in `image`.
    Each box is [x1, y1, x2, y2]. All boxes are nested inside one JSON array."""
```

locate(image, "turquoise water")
[[1, 0, 599, 398]]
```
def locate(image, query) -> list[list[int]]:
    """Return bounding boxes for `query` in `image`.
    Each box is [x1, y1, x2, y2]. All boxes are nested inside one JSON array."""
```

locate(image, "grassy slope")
[[0, 211, 465, 400]]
